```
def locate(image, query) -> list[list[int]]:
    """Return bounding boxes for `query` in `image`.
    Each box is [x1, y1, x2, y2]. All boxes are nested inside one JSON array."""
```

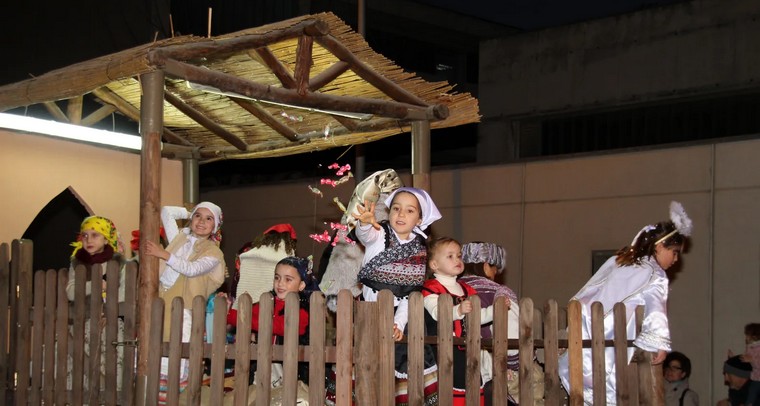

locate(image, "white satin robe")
[[557, 255, 672, 405]]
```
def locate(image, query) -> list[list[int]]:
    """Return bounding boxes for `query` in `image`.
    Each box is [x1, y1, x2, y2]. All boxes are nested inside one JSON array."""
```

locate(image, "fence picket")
[[0, 243, 9, 405], [42, 270, 57, 406]]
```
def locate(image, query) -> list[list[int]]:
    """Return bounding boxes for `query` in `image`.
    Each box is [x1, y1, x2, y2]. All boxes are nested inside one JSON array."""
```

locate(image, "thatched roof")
[[0, 12, 480, 163]]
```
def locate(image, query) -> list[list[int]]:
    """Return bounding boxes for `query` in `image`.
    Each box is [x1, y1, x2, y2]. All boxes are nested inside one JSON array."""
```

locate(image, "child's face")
[[389, 192, 422, 240], [80, 229, 107, 255], [190, 207, 215, 239], [273, 264, 305, 300], [430, 242, 463, 277], [483, 263, 499, 280], [654, 243, 683, 270]]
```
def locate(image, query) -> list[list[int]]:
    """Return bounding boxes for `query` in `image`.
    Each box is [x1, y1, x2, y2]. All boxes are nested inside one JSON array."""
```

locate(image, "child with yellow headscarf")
[[65, 215, 128, 393]]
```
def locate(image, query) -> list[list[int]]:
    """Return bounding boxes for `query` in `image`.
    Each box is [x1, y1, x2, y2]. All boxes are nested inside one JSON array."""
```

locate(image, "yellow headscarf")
[[70, 216, 118, 258]]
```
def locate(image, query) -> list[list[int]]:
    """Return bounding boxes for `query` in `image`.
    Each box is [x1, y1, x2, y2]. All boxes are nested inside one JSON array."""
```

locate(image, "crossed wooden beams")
[[141, 17, 449, 156]]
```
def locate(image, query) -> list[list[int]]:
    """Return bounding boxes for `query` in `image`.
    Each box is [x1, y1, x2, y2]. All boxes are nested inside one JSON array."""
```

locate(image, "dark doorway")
[[22, 187, 91, 272]]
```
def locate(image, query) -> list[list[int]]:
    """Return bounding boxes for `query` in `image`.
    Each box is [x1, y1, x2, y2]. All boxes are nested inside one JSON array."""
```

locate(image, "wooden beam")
[[330, 114, 359, 131], [157, 19, 329, 62], [294, 35, 313, 96], [314, 35, 428, 107], [253, 47, 296, 89], [309, 61, 350, 91], [66, 95, 83, 124], [153, 57, 448, 121], [42, 101, 68, 122], [196, 117, 410, 159], [91, 87, 196, 147], [80, 104, 117, 126], [164, 91, 248, 151], [230, 99, 298, 142]]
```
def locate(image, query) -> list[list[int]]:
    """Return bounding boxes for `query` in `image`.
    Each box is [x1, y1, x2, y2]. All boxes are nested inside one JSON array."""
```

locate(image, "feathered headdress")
[[654, 201, 692, 245]]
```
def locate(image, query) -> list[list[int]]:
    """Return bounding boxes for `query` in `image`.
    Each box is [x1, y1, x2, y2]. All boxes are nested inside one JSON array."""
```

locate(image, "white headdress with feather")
[[669, 201, 692, 237]]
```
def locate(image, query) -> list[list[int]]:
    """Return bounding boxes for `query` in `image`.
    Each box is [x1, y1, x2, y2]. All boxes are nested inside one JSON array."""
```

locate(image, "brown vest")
[[159, 232, 225, 340]]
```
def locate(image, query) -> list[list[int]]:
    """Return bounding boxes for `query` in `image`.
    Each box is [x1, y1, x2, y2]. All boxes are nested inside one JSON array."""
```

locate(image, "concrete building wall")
[[204, 137, 760, 403], [0, 128, 184, 249]]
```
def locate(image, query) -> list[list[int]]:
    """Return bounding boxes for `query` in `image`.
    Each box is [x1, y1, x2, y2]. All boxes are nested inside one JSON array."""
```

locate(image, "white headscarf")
[[384, 187, 441, 238], [191, 201, 222, 233]]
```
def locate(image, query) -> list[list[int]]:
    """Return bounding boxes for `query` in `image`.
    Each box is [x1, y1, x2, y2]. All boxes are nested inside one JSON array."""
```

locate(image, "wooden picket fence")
[[1, 239, 663, 405]]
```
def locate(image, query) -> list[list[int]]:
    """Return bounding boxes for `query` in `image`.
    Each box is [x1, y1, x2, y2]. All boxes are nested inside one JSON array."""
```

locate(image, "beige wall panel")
[[0, 129, 182, 246], [524, 145, 712, 202]]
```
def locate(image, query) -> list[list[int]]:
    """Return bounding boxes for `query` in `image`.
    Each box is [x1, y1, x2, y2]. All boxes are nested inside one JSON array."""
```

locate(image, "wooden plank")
[[187, 296, 207, 406], [334, 290, 353, 406], [14, 240, 33, 406], [491, 297, 507, 406], [145, 298, 165, 405], [590, 302, 606, 406], [544, 300, 561, 405], [309, 293, 327, 406], [566, 300, 583, 406], [165, 297, 185, 405], [210, 294, 228, 405], [518, 297, 534, 406], [282, 293, 300, 406], [354, 301, 377, 405], [42, 270, 57, 405], [0, 243, 9, 404], [43, 101, 69, 122], [88, 266, 104, 406], [407, 292, 424, 404], [255, 292, 274, 406], [55, 269, 69, 404], [121, 261, 139, 406], [233, 294, 252, 406], [71, 265, 87, 405], [613, 303, 629, 405], [30, 271, 46, 405], [104, 260, 120, 405], [377, 290, 395, 406], [464, 295, 481, 405]]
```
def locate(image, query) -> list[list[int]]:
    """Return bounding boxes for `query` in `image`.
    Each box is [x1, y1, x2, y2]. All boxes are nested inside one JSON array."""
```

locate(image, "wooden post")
[[182, 158, 199, 206], [411, 120, 431, 191], [136, 69, 164, 405]]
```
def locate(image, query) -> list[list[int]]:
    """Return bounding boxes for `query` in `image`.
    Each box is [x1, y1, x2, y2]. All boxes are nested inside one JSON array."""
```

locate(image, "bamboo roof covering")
[[0, 12, 480, 163]]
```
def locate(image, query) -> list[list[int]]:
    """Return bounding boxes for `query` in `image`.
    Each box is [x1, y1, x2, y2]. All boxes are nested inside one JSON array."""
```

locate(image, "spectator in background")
[[663, 351, 698, 405], [717, 355, 752, 406]]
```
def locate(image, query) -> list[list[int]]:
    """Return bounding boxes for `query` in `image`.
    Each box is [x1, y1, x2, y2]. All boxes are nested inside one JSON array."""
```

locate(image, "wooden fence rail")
[[1, 240, 662, 405]]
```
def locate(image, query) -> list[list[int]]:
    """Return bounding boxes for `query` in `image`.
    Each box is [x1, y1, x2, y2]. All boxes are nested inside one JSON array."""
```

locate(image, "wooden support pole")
[[80, 104, 117, 126], [152, 56, 448, 121], [231, 98, 298, 141], [294, 35, 313, 95], [164, 91, 248, 151], [66, 95, 83, 124], [308, 61, 350, 91], [253, 48, 297, 89], [42, 101, 68, 122], [135, 70, 164, 406], [182, 158, 199, 206], [411, 120, 431, 191]]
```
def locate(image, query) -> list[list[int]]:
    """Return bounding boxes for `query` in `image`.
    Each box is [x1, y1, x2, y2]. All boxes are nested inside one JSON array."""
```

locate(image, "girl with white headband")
[[558, 201, 693, 405]]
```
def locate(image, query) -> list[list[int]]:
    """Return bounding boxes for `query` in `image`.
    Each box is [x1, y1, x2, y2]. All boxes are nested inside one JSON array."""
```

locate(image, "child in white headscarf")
[[353, 186, 441, 405], [145, 202, 226, 401]]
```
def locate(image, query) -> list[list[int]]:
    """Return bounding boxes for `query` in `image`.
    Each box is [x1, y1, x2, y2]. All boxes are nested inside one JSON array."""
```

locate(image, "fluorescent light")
[[186, 81, 374, 120], [0, 112, 142, 151]]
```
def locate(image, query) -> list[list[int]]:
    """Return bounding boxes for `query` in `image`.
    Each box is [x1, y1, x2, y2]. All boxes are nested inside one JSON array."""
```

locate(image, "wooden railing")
[[1, 239, 662, 405]]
